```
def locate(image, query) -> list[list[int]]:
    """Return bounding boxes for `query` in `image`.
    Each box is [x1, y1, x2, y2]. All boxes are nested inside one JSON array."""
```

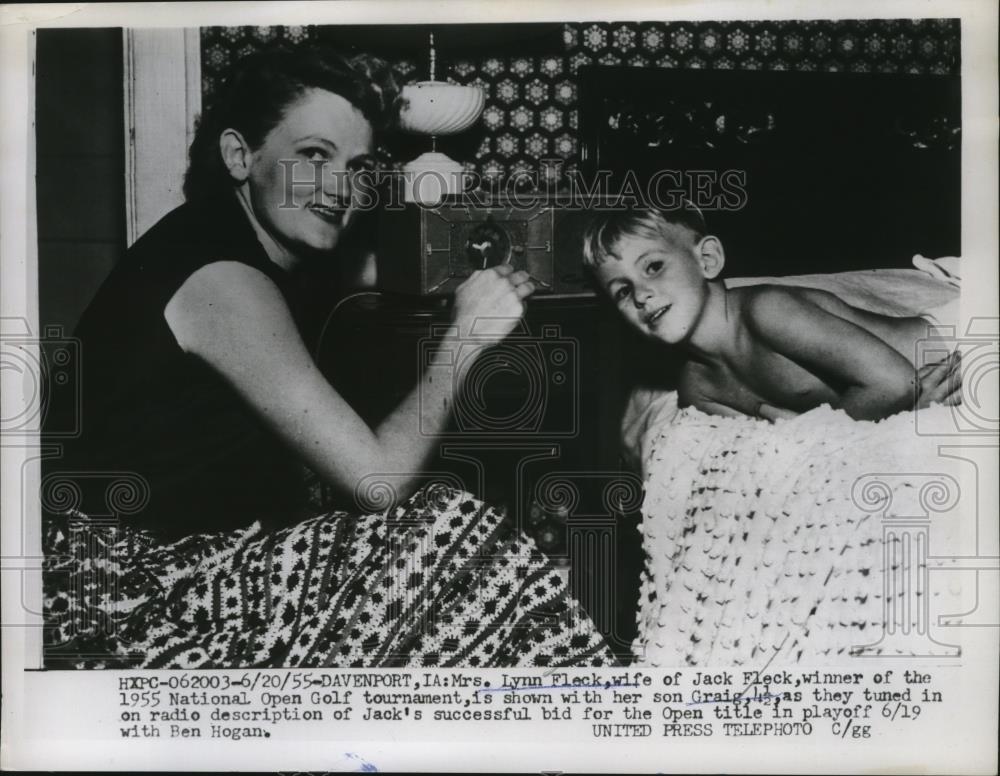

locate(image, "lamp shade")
[[399, 81, 485, 136]]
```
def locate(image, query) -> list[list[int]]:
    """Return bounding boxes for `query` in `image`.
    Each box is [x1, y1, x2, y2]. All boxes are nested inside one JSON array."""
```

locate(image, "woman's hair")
[[184, 43, 402, 201], [581, 204, 708, 268]]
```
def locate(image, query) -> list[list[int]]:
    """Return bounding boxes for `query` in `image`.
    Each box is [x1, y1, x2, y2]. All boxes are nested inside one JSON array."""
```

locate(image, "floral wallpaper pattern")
[[201, 19, 960, 181]]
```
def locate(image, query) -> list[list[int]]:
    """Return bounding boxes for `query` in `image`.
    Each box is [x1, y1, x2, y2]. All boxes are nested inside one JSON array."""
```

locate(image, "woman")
[[42, 44, 616, 669]]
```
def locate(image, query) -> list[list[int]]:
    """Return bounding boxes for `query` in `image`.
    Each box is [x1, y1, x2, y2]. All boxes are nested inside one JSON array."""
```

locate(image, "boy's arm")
[[743, 286, 917, 421], [679, 359, 799, 421]]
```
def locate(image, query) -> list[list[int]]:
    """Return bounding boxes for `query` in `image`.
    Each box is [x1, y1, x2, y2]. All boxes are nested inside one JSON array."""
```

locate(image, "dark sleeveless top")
[[49, 193, 311, 539]]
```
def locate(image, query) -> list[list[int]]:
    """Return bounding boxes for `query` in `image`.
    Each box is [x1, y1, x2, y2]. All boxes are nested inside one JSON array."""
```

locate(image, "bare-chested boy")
[[582, 206, 961, 421]]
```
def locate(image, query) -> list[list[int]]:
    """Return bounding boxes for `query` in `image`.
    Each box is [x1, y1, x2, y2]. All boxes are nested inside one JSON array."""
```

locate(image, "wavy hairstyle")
[[184, 43, 401, 202]]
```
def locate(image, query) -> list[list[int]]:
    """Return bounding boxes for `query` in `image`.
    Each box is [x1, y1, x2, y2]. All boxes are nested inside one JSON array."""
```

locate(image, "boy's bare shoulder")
[[739, 283, 844, 310], [736, 283, 844, 332]]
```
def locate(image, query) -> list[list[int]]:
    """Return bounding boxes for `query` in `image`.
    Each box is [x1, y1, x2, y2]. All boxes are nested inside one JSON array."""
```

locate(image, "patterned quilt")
[[43, 488, 616, 669]]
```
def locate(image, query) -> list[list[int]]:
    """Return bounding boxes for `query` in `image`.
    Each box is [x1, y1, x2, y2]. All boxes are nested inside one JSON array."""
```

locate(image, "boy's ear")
[[219, 129, 252, 183], [697, 235, 726, 280]]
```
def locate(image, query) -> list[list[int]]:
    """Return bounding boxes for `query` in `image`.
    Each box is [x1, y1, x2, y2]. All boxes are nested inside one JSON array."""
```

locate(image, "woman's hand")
[[451, 265, 535, 345], [915, 350, 963, 408]]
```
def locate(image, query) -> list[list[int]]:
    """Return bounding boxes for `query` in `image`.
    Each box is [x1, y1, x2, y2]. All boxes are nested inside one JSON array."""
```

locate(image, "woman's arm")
[[743, 286, 921, 421], [165, 261, 533, 509]]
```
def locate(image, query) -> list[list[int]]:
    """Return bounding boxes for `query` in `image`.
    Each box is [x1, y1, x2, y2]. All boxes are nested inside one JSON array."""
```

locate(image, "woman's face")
[[242, 88, 376, 264]]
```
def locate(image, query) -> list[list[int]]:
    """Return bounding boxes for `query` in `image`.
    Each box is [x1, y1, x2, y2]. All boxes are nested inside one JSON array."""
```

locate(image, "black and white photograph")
[[1, 1, 997, 772]]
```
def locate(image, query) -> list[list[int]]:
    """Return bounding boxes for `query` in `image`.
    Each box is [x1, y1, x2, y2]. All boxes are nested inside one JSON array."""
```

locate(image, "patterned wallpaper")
[[201, 19, 960, 182]]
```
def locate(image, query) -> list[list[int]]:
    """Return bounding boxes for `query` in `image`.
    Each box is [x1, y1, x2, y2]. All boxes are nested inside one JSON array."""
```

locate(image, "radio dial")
[[466, 220, 512, 269]]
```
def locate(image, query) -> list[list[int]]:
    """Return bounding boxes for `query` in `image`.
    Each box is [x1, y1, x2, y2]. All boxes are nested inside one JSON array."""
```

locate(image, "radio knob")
[[465, 221, 512, 268]]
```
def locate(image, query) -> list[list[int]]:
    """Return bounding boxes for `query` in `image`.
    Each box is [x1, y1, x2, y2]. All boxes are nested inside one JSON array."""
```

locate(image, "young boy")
[[582, 206, 962, 422]]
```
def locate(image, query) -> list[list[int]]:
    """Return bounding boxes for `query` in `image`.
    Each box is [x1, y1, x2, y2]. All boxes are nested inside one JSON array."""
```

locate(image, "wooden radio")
[[374, 195, 599, 297]]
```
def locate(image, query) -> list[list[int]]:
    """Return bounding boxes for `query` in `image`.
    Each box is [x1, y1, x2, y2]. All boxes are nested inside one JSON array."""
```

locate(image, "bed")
[[576, 65, 969, 665]]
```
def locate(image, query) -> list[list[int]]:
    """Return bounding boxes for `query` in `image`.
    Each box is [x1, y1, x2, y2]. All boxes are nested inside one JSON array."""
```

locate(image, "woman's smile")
[[307, 201, 348, 226]]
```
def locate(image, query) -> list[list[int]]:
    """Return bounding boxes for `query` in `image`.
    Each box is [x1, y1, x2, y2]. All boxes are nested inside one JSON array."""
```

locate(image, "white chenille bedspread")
[[632, 404, 962, 667]]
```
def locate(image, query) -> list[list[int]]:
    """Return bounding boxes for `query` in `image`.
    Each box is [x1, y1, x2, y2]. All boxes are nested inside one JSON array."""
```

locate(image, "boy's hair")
[[581, 204, 708, 268], [184, 43, 401, 202]]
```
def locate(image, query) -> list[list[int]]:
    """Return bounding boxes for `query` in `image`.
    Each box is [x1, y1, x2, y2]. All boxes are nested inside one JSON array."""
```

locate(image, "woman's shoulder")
[[165, 258, 309, 374], [128, 194, 256, 266], [76, 194, 286, 339], [124, 194, 287, 301], [170, 259, 288, 311]]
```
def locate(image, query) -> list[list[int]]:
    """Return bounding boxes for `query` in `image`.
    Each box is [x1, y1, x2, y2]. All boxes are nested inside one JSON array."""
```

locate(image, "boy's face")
[[594, 230, 713, 345]]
